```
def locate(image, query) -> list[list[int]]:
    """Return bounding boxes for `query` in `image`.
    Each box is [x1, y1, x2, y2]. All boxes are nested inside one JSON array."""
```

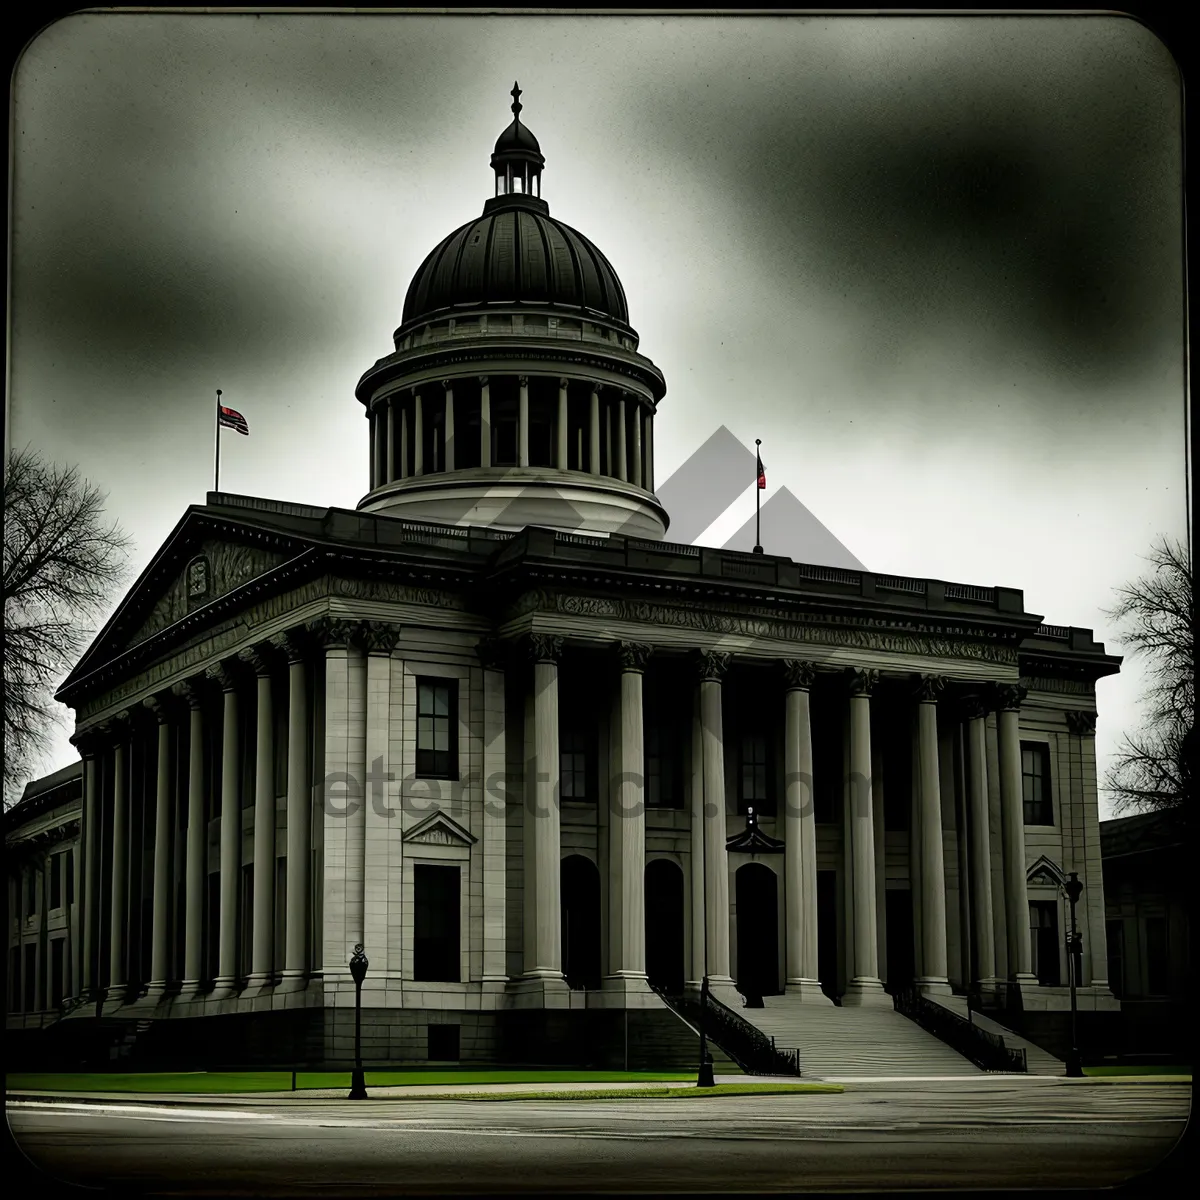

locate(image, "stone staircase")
[[966, 1010, 1066, 1076], [736, 995, 984, 1079]]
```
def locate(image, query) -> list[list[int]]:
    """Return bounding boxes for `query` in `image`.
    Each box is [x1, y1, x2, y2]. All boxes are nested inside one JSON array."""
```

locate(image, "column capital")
[[206, 659, 242, 692], [692, 648, 730, 683], [143, 692, 175, 723], [960, 693, 990, 722], [780, 659, 817, 691], [613, 641, 653, 674], [847, 667, 879, 697], [992, 682, 1027, 712], [558, 376, 569, 389], [523, 633, 564, 665], [441, 378, 452, 390], [238, 643, 276, 676], [1065, 709, 1097, 736], [269, 628, 310, 663], [913, 673, 947, 703], [69, 728, 103, 758], [478, 374, 489, 386], [305, 615, 359, 650], [98, 710, 133, 743], [361, 620, 400, 656], [475, 636, 510, 672], [172, 677, 207, 709], [518, 374, 529, 388], [592, 382, 603, 395]]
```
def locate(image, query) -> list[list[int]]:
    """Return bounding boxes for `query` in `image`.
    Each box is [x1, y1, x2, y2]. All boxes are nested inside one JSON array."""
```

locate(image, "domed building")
[[12, 88, 1122, 1074]]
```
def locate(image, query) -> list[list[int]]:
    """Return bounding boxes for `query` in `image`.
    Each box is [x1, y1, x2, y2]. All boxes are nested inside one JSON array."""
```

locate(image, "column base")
[[1001, 973, 1040, 1009], [241, 972, 276, 997], [916, 977, 953, 997], [685, 974, 742, 1008], [597, 973, 658, 1008], [274, 970, 310, 994], [208, 975, 240, 1000], [842, 978, 892, 1007], [785, 978, 834, 1003], [509, 972, 570, 1009]]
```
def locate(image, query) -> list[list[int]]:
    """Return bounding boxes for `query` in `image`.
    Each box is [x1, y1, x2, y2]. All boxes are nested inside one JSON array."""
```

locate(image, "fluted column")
[[693, 650, 733, 990], [914, 674, 950, 994], [844, 668, 888, 1004], [368, 409, 377, 491], [607, 642, 652, 995], [556, 378, 569, 470], [271, 631, 311, 982], [240, 645, 277, 986], [207, 661, 242, 992], [399, 399, 409, 480], [872, 733, 888, 988], [518, 376, 530, 467], [413, 391, 424, 476], [781, 661, 825, 1000], [479, 376, 491, 468], [630, 404, 643, 488], [76, 735, 99, 997], [477, 639, 509, 984], [386, 398, 395, 484], [362, 621, 398, 974], [589, 387, 601, 475], [644, 411, 654, 493], [523, 634, 563, 980], [174, 680, 206, 991], [964, 695, 998, 991], [145, 694, 174, 997], [616, 394, 628, 481], [996, 684, 1036, 990], [605, 400, 613, 477], [107, 713, 131, 999], [443, 380, 455, 472], [688, 680, 705, 985]]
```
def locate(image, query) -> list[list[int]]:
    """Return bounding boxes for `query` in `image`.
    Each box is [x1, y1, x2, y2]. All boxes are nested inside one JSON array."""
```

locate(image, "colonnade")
[[367, 376, 655, 492]]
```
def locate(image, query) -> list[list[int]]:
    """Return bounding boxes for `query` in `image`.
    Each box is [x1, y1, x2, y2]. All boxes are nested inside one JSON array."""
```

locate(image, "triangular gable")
[[402, 810, 477, 847], [1026, 855, 1066, 887]]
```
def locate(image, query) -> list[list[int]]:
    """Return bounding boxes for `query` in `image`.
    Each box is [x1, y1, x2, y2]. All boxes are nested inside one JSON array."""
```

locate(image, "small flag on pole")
[[218, 405, 250, 436], [756, 448, 766, 489]]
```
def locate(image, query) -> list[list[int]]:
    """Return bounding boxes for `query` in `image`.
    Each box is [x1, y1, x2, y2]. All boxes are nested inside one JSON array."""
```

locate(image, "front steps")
[[967, 1011, 1066, 1076], [736, 995, 983, 1078]]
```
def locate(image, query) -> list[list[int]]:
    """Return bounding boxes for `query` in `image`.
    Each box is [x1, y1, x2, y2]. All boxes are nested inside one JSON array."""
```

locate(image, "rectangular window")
[[50, 854, 63, 910], [415, 678, 458, 779], [559, 728, 591, 802], [50, 939, 65, 1010], [1021, 742, 1053, 825], [1029, 900, 1061, 987], [66, 849, 75, 906], [1106, 919, 1125, 1000], [413, 864, 461, 983], [738, 731, 773, 815], [1144, 916, 1168, 996], [645, 725, 682, 809]]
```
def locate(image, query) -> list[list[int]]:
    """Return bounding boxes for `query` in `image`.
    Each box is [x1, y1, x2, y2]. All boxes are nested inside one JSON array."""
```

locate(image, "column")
[[630, 404, 643, 488], [443, 380, 455, 472], [589, 387, 601, 475], [175, 680, 206, 992], [914, 674, 950, 993], [693, 650, 733, 990], [206, 661, 241, 992], [77, 736, 99, 996], [688, 679, 705, 986], [607, 642, 652, 996], [477, 639, 509, 984], [518, 375, 530, 467], [872, 733, 888, 988], [399, 398, 409, 480], [844, 669, 887, 1004], [271, 631, 311, 982], [964, 695, 998, 992], [240, 645, 276, 986], [479, 376, 491, 468], [386, 397, 395, 484], [145, 694, 174, 997], [556, 378, 569, 469], [368, 409, 377, 491], [644, 410, 654, 493], [523, 634, 563, 980], [996, 684, 1036, 989], [362, 622, 398, 974], [781, 661, 825, 1000], [616, 394, 628, 481], [413, 392, 424, 476], [605, 400, 613, 477], [1069, 709, 1109, 991], [108, 714, 131, 999], [346, 627, 368, 953]]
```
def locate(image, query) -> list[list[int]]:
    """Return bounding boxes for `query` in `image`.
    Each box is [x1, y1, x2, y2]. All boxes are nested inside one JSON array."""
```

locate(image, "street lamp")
[[348, 943, 369, 1100], [1062, 873, 1085, 1079]]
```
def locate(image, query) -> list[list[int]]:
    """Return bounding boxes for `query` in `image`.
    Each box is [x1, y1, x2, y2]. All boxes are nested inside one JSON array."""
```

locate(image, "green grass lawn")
[[1083, 1065, 1192, 1077], [6, 1069, 703, 1094], [419, 1083, 842, 1101]]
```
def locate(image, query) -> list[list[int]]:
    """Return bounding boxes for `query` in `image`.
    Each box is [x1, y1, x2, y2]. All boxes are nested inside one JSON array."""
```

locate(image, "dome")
[[400, 200, 630, 329], [494, 117, 541, 156]]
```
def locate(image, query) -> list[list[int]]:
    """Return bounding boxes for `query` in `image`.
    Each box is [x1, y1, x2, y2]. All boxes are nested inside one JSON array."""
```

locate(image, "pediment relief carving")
[[1026, 855, 1066, 888], [402, 809, 477, 847]]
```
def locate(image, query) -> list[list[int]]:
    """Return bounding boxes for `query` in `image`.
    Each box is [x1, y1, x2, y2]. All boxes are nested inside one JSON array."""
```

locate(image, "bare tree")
[[3, 447, 131, 807], [1104, 536, 1194, 819]]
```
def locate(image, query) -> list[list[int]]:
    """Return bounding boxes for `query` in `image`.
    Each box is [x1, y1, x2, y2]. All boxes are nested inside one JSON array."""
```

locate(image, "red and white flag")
[[756, 448, 766, 490], [218, 405, 249, 435]]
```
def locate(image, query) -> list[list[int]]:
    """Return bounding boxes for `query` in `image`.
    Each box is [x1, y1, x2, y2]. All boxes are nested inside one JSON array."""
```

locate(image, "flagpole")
[[753, 438, 763, 555], [214, 389, 222, 495]]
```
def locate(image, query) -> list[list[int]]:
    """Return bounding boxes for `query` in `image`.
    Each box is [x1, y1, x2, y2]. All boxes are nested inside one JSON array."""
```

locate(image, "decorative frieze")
[[847, 667, 879, 697], [614, 641, 653, 673], [780, 659, 818, 691], [330, 578, 464, 609], [913, 674, 946, 703], [1065, 710, 1098, 736]]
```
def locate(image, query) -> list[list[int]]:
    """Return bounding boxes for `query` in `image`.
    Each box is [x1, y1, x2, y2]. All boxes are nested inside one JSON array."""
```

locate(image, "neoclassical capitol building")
[[10, 91, 1121, 1072]]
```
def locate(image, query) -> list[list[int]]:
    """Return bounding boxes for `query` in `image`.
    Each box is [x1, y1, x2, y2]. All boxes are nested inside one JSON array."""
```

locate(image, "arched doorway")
[[736, 862, 780, 999], [561, 855, 601, 990], [645, 859, 685, 993]]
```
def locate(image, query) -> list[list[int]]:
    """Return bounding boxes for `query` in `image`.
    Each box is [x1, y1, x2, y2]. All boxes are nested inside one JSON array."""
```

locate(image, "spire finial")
[[510, 81, 522, 119]]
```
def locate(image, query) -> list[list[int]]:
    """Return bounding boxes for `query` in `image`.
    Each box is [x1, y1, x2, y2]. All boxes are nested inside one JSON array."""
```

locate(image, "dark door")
[[645, 859, 685, 993], [885, 888, 915, 990], [414, 864, 461, 982], [1030, 900, 1061, 987], [735, 863, 780, 998], [817, 870, 838, 1000], [561, 856, 601, 989]]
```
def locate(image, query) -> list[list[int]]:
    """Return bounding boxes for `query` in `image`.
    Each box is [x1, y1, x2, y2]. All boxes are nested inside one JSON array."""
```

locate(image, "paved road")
[[9, 1079, 1188, 1194]]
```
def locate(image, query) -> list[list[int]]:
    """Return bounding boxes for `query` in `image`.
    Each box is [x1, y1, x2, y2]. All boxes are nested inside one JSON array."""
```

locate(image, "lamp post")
[[1062, 873, 1084, 1079], [348, 943, 369, 1100]]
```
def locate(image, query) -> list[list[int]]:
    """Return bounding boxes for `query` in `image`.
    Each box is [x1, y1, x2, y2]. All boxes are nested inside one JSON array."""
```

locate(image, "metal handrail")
[[894, 986, 1027, 1073]]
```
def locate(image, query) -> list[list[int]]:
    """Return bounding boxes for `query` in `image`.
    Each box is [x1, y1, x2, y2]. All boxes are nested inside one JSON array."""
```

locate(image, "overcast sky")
[[8, 12, 1187, 816]]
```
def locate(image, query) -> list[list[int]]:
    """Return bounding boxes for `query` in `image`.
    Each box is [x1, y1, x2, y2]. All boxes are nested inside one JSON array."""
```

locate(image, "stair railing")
[[893, 986, 1027, 1073], [651, 983, 803, 1076]]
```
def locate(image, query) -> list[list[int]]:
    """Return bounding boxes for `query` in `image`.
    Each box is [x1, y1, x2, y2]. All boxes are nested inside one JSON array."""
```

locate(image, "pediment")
[[1026, 855, 1066, 887], [402, 810, 477, 847]]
